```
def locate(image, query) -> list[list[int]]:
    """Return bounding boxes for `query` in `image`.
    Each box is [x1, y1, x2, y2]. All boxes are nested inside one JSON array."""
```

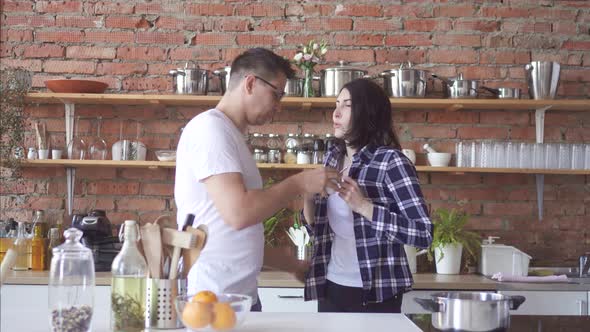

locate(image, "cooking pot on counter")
[[169, 64, 210, 95], [433, 73, 479, 99], [415, 292, 526, 332], [379, 62, 429, 98], [213, 65, 231, 95], [320, 61, 368, 97]]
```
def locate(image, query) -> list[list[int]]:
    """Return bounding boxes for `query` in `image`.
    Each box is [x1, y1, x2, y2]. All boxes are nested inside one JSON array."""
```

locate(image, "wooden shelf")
[[16, 160, 590, 175], [26, 93, 589, 111]]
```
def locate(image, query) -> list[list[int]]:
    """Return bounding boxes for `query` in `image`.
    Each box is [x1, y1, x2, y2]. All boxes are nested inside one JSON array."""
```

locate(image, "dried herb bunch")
[[111, 293, 145, 331], [0, 68, 31, 178]]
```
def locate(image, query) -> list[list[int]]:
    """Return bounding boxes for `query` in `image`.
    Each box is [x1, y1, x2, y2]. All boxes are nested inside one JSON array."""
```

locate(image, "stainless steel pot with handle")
[[379, 62, 429, 98], [169, 64, 210, 95], [481, 86, 521, 99], [213, 65, 231, 95], [415, 292, 526, 331], [525, 61, 560, 100], [320, 61, 368, 97], [433, 74, 479, 99], [284, 78, 304, 97]]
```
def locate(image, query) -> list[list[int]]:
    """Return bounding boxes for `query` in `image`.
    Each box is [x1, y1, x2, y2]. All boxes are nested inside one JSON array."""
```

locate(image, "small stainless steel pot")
[[379, 62, 429, 98], [169, 65, 210, 95], [284, 78, 304, 97], [320, 61, 368, 97], [415, 292, 526, 332], [433, 74, 479, 99], [481, 86, 521, 99], [213, 65, 231, 95]]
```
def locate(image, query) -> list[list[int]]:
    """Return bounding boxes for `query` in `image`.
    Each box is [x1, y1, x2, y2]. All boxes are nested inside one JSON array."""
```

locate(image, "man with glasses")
[[175, 48, 339, 311]]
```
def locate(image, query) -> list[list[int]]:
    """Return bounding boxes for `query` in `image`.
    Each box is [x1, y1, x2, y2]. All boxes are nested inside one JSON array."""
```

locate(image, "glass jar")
[[285, 133, 300, 150], [266, 134, 282, 150], [312, 139, 325, 164], [301, 133, 315, 151], [324, 134, 336, 152], [49, 228, 95, 332], [12, 221, 29, 271], [284, 148, 297, 164], [250, 133, 267, 151], [297, 149, 312, 164], [268, 149, 282, 164], [253, 149, 267, 163], [111, 220, 147, 332]]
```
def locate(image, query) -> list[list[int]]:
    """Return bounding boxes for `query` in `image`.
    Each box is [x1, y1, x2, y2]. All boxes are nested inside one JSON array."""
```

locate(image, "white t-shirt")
[[326, 193, 363, 287], [174, 109, 263, 303]]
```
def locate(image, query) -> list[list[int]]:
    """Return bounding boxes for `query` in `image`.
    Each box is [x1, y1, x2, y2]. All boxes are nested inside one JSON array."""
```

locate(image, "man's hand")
[[298, 167, 340, 196], [291, 259, 310, 284]]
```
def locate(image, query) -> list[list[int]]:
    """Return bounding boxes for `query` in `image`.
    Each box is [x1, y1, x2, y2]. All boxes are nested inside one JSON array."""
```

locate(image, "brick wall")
[[1, 0, 589, 267]]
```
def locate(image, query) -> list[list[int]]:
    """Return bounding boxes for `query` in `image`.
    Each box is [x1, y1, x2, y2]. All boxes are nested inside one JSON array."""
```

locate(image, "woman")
[[302, 79, 433, 313]]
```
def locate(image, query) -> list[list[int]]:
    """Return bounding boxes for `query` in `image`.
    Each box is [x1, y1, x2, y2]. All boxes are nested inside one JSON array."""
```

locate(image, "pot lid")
[[322, 60, 367, 73]]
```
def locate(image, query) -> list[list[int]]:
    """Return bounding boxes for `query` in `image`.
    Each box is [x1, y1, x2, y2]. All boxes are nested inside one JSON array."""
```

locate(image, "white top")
[[326, 193, 363, 287], [174, 109, 263, 302]]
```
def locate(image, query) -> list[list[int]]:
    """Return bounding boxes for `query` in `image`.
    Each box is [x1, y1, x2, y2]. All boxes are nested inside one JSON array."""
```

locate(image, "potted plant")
[[427, 208, 480, 274]]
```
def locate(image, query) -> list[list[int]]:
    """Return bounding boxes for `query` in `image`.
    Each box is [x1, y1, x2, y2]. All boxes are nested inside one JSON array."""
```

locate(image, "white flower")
[[303, 46, 308, 54], [303, 54, 313, 61], [312, 43, 319, 50], [293, 53, 303, 63], [320, 47, 328, 55]]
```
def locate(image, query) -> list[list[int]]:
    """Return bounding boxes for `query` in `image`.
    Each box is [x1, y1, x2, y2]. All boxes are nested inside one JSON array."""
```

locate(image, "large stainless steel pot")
[[433, 74, 478, 99], [213, 65, 231, 95], [379, 62, 429, 98], [415, 292, 526, 332], [525, 61, 560, 100], [169, 65, 210, 95], [481, 86, 521, 99], [320, 61, 368, 97], [284, 78, 304, 97]]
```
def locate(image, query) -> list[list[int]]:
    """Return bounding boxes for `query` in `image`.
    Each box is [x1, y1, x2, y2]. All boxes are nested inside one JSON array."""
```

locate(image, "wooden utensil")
[[161, 228, 199, 279], [182, 224, 207, 279], [140, 222, 162, 279], [154, 214, 176, 277], [0, 249, 17, 287]]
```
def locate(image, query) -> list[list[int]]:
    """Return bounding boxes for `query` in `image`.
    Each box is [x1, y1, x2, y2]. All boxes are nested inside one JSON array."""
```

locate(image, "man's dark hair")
[[340, 79, 401, 151], [228, 48, 295, 89]]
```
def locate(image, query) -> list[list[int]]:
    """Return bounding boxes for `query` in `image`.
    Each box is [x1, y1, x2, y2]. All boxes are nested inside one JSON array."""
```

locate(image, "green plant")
[[427, 208, 481, 263], [263, 208, 291, 247]]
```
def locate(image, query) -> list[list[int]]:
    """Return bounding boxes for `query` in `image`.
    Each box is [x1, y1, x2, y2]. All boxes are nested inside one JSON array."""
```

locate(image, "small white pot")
[[434, 243, 463, 274]]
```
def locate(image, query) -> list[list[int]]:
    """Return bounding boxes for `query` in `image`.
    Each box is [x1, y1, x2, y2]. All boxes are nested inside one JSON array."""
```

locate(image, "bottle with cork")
[[30, 223, 46, 271]]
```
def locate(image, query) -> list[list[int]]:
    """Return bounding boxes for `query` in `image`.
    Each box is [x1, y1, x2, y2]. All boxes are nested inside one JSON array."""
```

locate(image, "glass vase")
[[302, 66, 315, 98]]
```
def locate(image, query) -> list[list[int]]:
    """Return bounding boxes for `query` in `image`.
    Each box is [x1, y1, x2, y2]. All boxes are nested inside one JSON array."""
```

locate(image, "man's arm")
[[203, 168, 338, 230]]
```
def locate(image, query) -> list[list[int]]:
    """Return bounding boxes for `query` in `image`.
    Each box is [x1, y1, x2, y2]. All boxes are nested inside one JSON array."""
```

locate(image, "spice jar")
[[268, 149, 282, 164], [285, 133, 300, 150], [313, 139, 325, 164], [301, 133, 315, 151], [266, 133, 282, 150], [49, 228, 95, 332], [253, 149, 267, 163], [325, 134, 336, 152], [297, 148, 312, 164], [284, 148, 297, 164], [250, 133, 267, 151]]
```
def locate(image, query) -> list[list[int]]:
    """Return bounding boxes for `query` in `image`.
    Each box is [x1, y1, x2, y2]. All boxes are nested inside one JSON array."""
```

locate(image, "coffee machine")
[[72, 210, 121, 271]]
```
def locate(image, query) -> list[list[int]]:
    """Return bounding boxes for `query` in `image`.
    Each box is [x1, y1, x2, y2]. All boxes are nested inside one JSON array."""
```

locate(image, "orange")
[[192, 290, 218, 304], [182, 301, 212, 329], [211, 302, 236, 331]]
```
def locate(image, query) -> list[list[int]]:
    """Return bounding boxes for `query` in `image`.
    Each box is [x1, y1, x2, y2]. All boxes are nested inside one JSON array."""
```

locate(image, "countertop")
[[408, 314, 590, 332], [4, 270, 590, 291]]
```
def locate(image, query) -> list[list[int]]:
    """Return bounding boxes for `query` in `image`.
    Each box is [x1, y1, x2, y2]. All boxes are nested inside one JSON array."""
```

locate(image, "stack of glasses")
[[456, 141, 590, 170]]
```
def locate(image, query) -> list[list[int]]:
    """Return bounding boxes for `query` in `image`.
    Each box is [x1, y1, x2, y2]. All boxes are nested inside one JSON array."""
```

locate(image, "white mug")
[[402, 149, 416, 164], [38, 149, 50, 160], [51, 149, 63, 159]]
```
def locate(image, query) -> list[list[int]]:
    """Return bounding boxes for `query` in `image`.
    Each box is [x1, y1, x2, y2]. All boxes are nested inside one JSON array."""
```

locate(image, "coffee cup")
[[402, 149, 416, 164], [51, 149, 63, 159]]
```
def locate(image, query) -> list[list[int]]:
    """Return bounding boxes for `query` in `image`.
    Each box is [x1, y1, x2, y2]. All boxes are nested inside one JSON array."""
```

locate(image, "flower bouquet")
[[292, 40, 328, 97]]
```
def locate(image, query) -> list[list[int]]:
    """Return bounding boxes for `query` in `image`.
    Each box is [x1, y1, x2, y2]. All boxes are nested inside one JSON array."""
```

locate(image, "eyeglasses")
[[252, 75, 285, 100]]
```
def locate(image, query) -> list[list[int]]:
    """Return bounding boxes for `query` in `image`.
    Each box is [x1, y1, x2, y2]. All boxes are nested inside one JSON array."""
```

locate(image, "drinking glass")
[[480, 142, 493, 168], [505, 142, 519, 168], [571, 144, 585, 170], [492, 141, 506, 168], [544, 143, 558, 169], [67, 116, 86, 160], [584, 145, 590, 170], [470, 142, 480, 168], [519, 143, 532, 169], [557, 143, 572, 169], [533, 143, 545, 169], [88, 116, 108, 160]]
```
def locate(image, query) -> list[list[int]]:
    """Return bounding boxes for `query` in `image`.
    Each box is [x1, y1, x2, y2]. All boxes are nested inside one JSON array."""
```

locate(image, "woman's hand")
[[338, 175, 374, 220]]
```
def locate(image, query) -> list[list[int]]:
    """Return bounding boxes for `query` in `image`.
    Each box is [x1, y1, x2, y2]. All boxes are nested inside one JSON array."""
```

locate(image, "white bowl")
[[427, 152, 452, 167], [155, 150, 176, 161]]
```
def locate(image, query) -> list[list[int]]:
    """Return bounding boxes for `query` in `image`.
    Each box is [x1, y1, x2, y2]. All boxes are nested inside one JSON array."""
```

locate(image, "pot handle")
[[169, 69, 186, 76], [431, 74, 453, 86], [481, 86, 500, 95], [508, 295, 526, 310], [379, 72, 394, 78], [414, 298, 443, 312], [364, 74, 379, 79]]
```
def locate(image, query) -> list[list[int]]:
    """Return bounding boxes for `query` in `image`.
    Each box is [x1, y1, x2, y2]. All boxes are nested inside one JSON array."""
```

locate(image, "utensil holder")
[[295, 245, 313, 261], [145, 278, 187, 329]]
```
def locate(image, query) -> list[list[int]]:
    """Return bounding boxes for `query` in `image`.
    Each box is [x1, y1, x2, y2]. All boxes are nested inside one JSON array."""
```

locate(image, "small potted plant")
[[427, 208, 480, 274]]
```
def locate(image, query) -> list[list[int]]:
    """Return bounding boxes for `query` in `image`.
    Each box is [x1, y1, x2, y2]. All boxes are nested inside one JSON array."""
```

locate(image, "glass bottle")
[[46, 228, 60, 270], [88, 116, 108, 160], [49, 228, 95, 332], [111, 220, 147, 332], [12, 221, 29, 271], [30, 223, 46, 271], [31, 210, 48, 240]]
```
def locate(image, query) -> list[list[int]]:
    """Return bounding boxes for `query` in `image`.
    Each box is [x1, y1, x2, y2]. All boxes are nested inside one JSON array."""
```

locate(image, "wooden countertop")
[[4, 270, 589, 291]]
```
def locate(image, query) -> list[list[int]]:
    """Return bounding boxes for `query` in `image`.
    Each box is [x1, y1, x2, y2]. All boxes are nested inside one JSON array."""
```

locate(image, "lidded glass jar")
[[49, 228, 95, 332], [250, 133, 267, 151], [285, 133, 301, 150], [266, 133, 282, 150]]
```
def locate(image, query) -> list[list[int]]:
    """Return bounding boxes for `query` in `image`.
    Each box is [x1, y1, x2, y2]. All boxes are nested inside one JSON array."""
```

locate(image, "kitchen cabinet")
[[0, 284, 112, 331], [499, 290, 588, 316], [258, 287, 318, 313]]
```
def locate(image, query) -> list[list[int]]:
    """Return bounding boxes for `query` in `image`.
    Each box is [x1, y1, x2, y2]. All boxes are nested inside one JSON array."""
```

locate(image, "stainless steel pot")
[[415, 292, 526, 332], [213, 65, 231, 95], [379, 62, 429, 98], [525, 61, 560, 100], [169, 65, 210, 95], [320, 61, 368, 97], [433, 74, 479, 99], [284, 78, 304, 97], [481, 86, 521, 99]]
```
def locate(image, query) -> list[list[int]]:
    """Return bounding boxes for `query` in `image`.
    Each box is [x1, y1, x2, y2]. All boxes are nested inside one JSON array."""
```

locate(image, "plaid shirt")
[[303, 143, 433, 304]]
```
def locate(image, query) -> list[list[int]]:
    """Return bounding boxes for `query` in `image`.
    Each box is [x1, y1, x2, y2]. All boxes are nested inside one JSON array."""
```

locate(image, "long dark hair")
[[340, 79, 401, 150]]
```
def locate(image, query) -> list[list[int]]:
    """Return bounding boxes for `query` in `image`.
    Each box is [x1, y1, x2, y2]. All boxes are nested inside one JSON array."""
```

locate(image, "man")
[[174, 48, 338, 310]]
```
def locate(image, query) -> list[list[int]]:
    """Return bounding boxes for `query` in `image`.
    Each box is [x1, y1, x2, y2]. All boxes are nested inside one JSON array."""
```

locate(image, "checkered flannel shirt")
[[303, 143, 433, 304]]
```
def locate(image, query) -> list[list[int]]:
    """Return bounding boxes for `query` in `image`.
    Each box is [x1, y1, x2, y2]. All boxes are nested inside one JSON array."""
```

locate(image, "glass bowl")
[[155, 150, 176, 161], [175, 293, 252, 331]]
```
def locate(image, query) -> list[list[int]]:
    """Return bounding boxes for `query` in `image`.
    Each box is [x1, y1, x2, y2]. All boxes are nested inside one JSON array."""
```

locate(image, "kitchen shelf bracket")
[[534, 105, 552, 222]]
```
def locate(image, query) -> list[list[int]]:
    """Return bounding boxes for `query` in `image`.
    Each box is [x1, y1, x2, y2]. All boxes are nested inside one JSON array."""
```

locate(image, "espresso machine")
[[71, 210, 121, 271]]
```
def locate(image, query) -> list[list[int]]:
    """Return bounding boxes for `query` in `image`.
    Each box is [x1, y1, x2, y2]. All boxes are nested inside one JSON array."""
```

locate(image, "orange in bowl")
[[176, 292, 252, 332], [192, 290, 218, 304]]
